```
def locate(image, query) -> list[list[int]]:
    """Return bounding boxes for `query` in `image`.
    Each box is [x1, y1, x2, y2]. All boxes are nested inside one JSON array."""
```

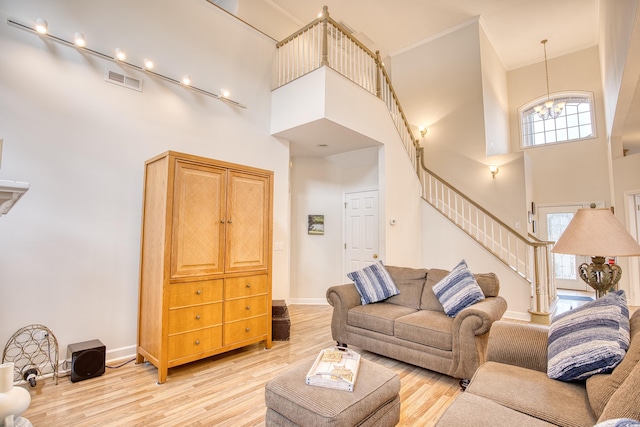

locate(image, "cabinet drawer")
[[224, 316, 267, 345], [168, 303, 223, 334], [224, 296, 267, 322], [224, 275, 267, 299], [168, 327, 222, 360], [169, 279, 223, 308]]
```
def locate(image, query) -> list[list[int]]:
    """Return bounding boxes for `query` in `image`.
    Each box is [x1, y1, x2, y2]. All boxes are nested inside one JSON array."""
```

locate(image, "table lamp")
[[551, 207, 640, 298]]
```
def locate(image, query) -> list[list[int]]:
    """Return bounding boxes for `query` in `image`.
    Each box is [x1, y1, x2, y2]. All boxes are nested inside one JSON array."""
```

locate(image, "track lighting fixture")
[[114, 48, 126, 61], [73, 32, 86, 47], [6, 17, 246, 108], [34, 18, 47, 34]]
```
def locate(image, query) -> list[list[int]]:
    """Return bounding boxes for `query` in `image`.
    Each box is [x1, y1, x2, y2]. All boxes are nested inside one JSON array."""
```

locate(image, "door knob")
[[373, 254, 378, 259]]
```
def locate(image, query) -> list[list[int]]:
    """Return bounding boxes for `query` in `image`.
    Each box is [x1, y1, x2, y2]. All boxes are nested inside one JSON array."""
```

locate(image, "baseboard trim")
[[502, 310, 531, 322], [288, 298, 330, 305]]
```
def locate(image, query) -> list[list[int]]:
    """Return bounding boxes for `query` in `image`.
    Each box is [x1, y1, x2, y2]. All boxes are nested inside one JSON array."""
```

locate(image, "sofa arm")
[[326, 284, 362, 344], [449, 296, 507, 379], [486, 320, 549, 373], [454, 296, 508, 336]]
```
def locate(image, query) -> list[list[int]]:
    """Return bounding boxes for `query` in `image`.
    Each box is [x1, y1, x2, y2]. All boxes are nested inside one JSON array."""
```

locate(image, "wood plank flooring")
[[21, 305, 461, 426]]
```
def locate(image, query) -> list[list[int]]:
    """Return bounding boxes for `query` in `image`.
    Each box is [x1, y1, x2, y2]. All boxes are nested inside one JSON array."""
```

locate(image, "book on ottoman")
[[305, 347, 361, 391]]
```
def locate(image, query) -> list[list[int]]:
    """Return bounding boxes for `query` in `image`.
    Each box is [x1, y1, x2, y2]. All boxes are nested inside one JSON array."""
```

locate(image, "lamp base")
[[578, 256, 621, 298]]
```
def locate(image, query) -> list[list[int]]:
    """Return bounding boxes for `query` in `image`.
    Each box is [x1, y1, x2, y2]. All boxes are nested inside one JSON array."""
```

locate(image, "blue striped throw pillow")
[[594, 419, 640, 427], [347, 261, 400, 305], [432, 259, 485, 317], [547, 290, 629, 382]]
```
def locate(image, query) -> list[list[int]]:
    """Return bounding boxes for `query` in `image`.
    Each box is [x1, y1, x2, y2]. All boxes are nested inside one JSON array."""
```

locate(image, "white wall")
[[479, 23, 510, 157], [507, 46, 611, 210], [290, 148, 378, 303], [0, 0, 290, 361], [391, 21, 528, 235]]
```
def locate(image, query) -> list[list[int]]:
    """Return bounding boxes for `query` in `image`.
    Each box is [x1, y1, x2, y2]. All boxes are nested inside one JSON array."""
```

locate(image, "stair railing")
[[274, 6, 556, 321], [418, 148, 556, 320]]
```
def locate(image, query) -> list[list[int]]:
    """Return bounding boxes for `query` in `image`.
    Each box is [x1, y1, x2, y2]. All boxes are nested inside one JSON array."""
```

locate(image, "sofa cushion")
[[347, 303, 417, 336], [467, 361, 596, 427], [436, 392, 557, 427], [347, 261, 400, 305], [475, 272, 500, 297], [433, 260, 485, 317], [598, 357, 640, 423], [587, 310, 640, 418], [384, 266, 428, 310], [548, 291, 629, 382], [394, 310, 453, 351]]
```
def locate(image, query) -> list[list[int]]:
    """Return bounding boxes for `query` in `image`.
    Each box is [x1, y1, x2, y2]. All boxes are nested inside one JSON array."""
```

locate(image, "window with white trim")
[[519, 92, 596, 148]]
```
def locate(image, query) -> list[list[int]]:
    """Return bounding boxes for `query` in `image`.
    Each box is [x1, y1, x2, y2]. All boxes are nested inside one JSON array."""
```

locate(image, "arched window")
[[519, 92, 596, 148]]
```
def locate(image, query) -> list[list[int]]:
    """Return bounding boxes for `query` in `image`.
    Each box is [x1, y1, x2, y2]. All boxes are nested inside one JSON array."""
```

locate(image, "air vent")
[[104, 70, 143, 92]]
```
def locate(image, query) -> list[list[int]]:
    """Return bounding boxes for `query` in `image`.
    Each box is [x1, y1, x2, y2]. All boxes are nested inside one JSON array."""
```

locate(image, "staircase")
[[274, 6, 556, 322]]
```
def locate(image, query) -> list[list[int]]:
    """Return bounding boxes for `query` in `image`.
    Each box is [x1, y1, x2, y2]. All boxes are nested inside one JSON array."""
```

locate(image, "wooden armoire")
[[136, 151, 273, 384]]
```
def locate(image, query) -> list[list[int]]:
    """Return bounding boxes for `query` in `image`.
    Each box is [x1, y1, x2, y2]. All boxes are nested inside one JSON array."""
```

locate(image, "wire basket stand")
[[2, 324, 59, 386]]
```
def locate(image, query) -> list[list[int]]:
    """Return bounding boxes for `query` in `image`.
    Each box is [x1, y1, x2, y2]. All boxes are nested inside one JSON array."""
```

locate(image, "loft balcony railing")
[[275, 6, 419, 168], [274, 6, 556, 322]]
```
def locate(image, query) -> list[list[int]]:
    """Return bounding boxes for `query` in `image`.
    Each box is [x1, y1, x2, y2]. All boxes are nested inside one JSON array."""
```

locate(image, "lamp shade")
[[552, 208, 640, 256]]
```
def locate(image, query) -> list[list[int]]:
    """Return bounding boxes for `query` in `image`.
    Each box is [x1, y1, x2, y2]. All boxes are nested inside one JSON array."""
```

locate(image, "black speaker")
[[67, 339, 106, 383]]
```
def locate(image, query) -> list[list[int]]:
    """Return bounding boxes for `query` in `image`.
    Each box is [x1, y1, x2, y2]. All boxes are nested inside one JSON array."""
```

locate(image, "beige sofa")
[[435, 309, 640, 426], [326, 265, 508, 381]]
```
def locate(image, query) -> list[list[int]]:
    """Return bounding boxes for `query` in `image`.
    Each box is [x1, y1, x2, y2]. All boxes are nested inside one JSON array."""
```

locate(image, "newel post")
[[321, 6, 329, 66]]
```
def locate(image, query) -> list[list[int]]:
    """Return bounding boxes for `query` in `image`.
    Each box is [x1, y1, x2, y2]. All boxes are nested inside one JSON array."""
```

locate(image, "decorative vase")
[[0, 363, 30, 427]]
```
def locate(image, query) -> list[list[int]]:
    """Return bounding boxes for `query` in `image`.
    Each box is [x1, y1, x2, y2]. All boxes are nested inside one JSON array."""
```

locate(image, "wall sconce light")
[[419, 126, 428, 138], [34, 18, 47, 34], [73, 32, 86, 47], [489, 165, 499, 179]]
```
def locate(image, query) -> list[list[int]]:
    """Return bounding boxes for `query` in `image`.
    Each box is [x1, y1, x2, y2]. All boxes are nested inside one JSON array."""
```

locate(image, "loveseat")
[[326, 264, 508, 381], [435, 308, 640, 426]]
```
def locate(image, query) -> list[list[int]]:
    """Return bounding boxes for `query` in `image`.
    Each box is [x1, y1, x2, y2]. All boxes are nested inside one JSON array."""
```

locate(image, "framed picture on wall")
[[308, 215, 324, 235]]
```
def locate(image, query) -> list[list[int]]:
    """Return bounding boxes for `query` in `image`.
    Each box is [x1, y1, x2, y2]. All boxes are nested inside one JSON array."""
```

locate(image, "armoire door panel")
[[225, 172, 269, 272], [171, 161, 226, 278]]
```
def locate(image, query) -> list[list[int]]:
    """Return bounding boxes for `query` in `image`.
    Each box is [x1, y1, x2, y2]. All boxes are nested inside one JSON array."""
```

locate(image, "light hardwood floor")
[[21, 305, 461, 426]]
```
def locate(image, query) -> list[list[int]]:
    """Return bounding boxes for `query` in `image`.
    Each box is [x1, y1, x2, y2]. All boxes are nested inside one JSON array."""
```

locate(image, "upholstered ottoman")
[[265, 358, 401, 426]]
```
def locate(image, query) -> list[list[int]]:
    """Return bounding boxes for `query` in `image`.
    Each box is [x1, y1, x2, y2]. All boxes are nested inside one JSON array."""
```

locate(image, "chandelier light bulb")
[[35, 18, 48, 34], [73, 32, 86, 47], [114, 48, 126, 61], [143, 58, 154, 70], [182, 75, 191, 85]]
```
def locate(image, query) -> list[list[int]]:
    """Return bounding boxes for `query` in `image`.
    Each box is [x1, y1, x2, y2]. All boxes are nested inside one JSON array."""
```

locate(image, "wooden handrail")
[[418, 148, 548, 247]]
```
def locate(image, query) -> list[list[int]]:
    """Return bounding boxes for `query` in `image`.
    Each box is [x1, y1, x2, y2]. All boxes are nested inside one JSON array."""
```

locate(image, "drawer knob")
[[195, 315, 201, 320], [246, 283, 251, 288], [195, 340, 200, 345], [196, 289, 202, 295], [246, 305, 251, 310], [245, 328, 250, 332]]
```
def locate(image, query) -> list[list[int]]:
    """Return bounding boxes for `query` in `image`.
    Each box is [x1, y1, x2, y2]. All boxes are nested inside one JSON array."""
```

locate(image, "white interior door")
[[344, 191, 379, 279], [538, 204, 596, 291]]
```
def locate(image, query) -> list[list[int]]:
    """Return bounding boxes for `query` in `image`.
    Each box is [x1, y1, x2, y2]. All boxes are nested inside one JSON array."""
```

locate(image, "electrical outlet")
[[35, 330, 48, 341]]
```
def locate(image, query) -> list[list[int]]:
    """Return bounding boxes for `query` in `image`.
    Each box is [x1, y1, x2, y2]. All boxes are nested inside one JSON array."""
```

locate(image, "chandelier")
[[533, 39, 565, 120]]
